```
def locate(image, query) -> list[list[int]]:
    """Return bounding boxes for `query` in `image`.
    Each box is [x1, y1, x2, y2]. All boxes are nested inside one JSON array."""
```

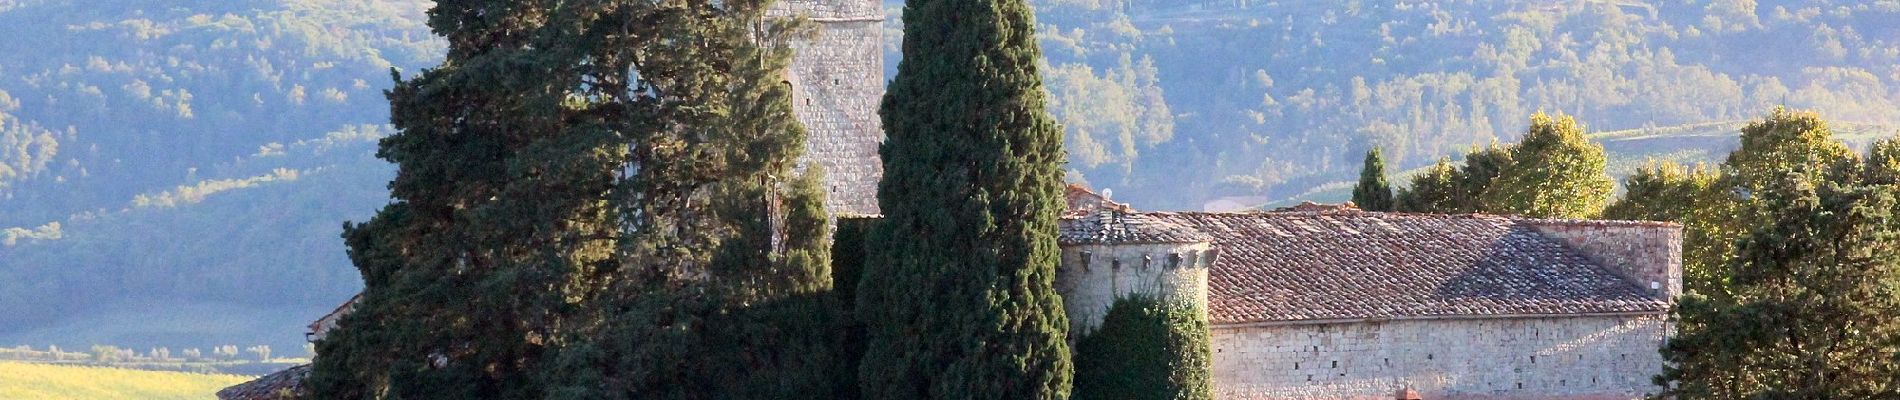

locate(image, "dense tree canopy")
[[856, 0, 1074, 395], [1484, 113, 1615, 219], [1072, 294, 1211, 400], [311, 1, 839, 398], [1614, 109, 1900, 397]]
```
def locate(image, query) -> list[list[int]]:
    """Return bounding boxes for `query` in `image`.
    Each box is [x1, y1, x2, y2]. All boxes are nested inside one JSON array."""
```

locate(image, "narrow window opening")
[[1331, 360, 1337, 368], [1427, 354, 1434, 360], [1516, 382, 1523, 389], [1530, 355, 1536, 364], [1293, 362, 1299, 370]]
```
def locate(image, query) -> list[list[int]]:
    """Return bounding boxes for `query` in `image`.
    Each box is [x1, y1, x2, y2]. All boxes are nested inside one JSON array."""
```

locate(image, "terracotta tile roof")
[[217, 364, 309, 400], [1060, 210, 1211, 245], [1145, 211, 1667, 324], [1064, 184, 1132, 217]]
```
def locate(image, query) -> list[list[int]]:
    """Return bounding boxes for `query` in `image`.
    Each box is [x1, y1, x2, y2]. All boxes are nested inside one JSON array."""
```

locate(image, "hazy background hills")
[[1, 0, 1897, 355]]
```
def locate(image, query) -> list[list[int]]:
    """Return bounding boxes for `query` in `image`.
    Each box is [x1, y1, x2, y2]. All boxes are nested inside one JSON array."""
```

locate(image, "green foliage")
[[1623, 108, 1900, 397], [1655, 162, 1900, 399], [858, 0, 1074, 395], [1484, 113, 1615, 219], [313, 1, 842, 398], [1395, 158, 1460, 213], [1396, 143, 1512, 214], [1071, 294, 1211, 400], [1603, 161, 1729, 294], [1393, 114, 1613, 218], [1350, 148, 1394, 211]]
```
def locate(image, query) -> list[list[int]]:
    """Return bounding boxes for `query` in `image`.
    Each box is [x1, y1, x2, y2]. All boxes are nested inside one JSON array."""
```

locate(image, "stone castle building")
[[1060, 188, 1681, 399], [225, 0, 1686, 397]]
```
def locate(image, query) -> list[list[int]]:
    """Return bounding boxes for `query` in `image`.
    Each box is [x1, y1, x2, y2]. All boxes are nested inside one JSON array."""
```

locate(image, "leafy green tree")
[[1723, 108, 1855, 196], [1656, 167, 1900, 399], [313, 1, 838, 399], [1396, 143, 1509, 215], [1483, 113, 1614, 218], [1603, 161, 1730, 294], [1072, 294, 1211, 400], [1396, 157, 1459, 213], [1351, 148, 1394, 211], [857, 0, 1074, 395], [1455, 143, 1515, 212]]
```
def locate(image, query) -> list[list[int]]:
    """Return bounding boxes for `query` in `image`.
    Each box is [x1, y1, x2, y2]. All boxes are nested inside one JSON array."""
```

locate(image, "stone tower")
[[770, 0, 886, 215]]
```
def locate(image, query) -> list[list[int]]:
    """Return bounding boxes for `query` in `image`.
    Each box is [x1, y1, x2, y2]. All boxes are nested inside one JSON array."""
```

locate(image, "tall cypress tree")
[[857, 0, 1073, 395], [1351, 148, 1394, 211]]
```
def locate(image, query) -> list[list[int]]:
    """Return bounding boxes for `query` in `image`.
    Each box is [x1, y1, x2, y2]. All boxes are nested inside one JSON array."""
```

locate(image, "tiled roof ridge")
[[1059, 209, 1213, 245], [1136, 210, 1683, 228], [1147, 211, 1671, 324]]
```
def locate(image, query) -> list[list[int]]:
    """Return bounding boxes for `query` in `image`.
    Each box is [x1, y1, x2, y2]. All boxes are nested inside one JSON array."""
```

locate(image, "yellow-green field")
[[0, 361, 251, 400]]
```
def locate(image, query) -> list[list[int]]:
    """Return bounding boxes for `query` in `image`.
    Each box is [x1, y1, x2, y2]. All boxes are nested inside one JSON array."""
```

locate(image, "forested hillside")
[[1009, 0, 1900, 208], [0, 0, 439, 352], [1, 0, 1898, 353]]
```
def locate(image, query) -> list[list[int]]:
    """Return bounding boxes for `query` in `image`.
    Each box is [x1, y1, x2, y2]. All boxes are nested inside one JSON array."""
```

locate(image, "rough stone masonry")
[[769, 0, 886, 215]]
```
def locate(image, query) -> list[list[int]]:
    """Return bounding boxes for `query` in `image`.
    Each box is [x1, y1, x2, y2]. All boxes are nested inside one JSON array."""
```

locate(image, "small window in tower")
[[834, 78, 840, 85], [806, 98, 812, 106]]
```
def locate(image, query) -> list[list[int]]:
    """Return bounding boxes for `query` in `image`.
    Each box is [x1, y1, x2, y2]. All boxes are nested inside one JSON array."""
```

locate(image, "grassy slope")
[[0, 361, 250, 400]]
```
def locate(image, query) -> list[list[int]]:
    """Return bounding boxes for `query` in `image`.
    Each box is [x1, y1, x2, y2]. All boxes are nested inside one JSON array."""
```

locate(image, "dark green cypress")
[[1351, 148, 1395, 211], [856, 0, 1073, 395], [1072, 294, 1212, 400]]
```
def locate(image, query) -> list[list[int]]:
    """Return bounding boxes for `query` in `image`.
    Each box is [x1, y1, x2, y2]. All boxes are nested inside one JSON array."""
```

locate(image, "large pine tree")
[[311, 1, 838, 398], [856, 0, 1073, 395]]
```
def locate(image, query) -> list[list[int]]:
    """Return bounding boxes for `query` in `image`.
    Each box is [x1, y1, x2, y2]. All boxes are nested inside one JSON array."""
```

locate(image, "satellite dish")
[[1101, 188, 1114, 200]]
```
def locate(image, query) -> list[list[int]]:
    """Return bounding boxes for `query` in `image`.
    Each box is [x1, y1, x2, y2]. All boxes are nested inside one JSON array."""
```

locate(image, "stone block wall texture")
[[770, 0, 886, 215], [1527, 221, 1684, 300], [1210, 315, 1669, 400], [1057, 242, 1212, 334]]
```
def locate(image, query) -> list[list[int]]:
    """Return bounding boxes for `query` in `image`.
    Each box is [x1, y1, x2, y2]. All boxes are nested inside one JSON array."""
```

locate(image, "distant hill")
[[1017, 0, 1900, 209], [3, 0, 1900, 355], [0, 0, 438, 353]]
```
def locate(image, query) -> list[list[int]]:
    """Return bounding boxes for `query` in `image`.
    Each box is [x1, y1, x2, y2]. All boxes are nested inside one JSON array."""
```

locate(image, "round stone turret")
[[1057, 210, 1215, 334]]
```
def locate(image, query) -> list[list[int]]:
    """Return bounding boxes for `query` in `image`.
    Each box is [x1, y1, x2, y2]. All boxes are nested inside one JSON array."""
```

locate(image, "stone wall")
[[770, 0, 886, 215], [1057, 242, 1212, 334], [1210, 315, 1669, 400], [1526, 220, 1684, 300]]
